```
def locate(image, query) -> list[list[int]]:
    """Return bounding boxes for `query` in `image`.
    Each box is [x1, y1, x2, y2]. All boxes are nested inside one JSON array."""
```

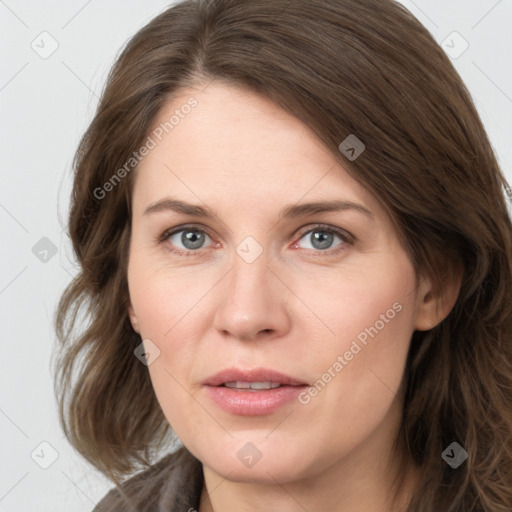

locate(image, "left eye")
[[295, 228, 346, 251]]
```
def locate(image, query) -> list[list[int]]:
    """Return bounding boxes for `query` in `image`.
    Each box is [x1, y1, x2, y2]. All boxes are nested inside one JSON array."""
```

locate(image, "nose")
[[212, 250, 291, 342]]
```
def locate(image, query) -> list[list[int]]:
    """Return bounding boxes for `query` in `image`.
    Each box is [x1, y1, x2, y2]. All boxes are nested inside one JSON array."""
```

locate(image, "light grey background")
[[1, 1, 511, 510]]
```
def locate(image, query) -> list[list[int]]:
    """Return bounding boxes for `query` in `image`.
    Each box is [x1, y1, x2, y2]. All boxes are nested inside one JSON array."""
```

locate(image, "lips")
[[202, 367, 309, 416], [203, 367, 308, 388]]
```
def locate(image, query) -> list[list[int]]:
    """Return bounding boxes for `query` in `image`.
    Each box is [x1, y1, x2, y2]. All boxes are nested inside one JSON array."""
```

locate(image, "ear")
[[414, 268, 462, 331], [128, 303, 140, 334]]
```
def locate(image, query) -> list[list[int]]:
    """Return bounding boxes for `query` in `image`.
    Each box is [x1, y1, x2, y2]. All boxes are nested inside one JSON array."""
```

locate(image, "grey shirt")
[[93, 447, 203, 512]]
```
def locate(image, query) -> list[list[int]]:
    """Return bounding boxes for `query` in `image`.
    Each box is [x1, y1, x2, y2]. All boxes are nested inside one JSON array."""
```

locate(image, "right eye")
[[160, 226, 216, 256]]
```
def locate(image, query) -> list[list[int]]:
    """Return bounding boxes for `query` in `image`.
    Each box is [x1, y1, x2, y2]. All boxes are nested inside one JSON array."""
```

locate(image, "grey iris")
[[311, 230, 333, 250], [182, 230, 205, 249]]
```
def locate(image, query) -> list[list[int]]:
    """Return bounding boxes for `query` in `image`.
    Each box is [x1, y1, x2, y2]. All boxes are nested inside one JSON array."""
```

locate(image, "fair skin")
[[127, 81, 458, 511]]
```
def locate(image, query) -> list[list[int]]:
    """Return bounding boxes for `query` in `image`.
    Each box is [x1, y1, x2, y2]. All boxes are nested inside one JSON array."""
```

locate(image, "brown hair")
[[54, 0, 512, 510]]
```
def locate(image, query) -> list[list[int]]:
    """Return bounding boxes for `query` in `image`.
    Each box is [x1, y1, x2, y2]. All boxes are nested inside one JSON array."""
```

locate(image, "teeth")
[[224, 381, 282, 390]]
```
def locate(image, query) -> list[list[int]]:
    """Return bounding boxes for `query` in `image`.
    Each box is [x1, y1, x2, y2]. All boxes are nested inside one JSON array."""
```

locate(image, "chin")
[[199, 441, 317, 485]]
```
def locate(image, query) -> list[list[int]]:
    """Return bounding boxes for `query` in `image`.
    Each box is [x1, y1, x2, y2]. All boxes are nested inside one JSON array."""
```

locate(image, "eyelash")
[[158, 223, 355, 257]]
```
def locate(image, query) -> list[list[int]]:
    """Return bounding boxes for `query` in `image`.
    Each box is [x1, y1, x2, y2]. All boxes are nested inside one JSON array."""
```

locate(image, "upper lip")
[[203, 367, 308, 387]]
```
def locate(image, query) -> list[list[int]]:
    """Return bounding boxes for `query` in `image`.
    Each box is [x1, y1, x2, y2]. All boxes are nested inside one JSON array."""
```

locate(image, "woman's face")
[[127, 82, 430, 484]]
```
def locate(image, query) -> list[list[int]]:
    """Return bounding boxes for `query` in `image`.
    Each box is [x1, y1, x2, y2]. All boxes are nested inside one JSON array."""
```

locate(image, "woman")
[[54, 0, 512, 510]]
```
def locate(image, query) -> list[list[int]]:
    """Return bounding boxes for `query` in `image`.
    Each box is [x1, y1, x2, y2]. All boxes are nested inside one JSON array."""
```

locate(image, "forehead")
[[131, 82, 378, 216]]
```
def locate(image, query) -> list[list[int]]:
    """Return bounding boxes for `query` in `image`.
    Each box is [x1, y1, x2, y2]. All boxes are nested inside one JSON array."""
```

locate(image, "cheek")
[[128, 249, 207, 340], [296, 253, 417, 395], [129, 275, 206, 433], [294, 255, 416, 350], [127, 255, 213, 422]]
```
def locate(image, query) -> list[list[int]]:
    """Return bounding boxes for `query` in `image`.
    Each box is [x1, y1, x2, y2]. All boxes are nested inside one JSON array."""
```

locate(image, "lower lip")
[[204, 385, 308, 415]]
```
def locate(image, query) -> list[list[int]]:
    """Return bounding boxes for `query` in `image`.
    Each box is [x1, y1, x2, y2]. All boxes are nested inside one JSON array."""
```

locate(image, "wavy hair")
[[54, 0, 512, 510]]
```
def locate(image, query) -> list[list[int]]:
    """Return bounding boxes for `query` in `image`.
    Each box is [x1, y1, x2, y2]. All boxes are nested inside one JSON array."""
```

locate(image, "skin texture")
[[127, 82, 457, 511]]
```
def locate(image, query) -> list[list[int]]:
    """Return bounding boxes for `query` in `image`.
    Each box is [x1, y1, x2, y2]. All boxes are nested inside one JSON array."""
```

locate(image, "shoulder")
[[92, 447, 203, 512]]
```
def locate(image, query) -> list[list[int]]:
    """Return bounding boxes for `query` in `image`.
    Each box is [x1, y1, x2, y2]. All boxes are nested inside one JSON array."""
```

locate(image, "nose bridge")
[[212, 240, 289, 340], [229, 246, 268, 302]]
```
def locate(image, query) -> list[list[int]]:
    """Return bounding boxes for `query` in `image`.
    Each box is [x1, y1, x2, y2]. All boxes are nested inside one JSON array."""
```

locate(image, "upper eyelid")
[[162, 224, 215, 242], [295, 224, 353, 241]]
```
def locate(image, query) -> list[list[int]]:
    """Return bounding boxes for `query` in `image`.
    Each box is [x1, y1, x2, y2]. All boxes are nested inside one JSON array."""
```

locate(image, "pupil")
[[312, 231, 333, 250], [182, 230, 204, 249]]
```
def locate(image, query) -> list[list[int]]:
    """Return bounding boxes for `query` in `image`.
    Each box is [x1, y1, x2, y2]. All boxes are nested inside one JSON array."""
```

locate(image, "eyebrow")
[[143, 198, 373, 220]]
